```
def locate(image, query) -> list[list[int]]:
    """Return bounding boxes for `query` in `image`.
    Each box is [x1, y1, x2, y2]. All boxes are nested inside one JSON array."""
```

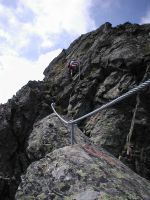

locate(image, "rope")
[[71, 79, 150, 124], [125, 65, 150, 156], [126, 94, 140, 155], [51, 78, 150, 145]]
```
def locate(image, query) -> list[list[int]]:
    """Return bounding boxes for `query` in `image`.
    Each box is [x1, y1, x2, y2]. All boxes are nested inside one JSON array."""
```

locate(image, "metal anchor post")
[[70, 123, 75, 145]]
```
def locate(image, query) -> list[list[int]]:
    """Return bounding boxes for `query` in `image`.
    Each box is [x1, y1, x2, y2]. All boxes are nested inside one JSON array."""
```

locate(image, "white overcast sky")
[[0, 0, 150, 103]]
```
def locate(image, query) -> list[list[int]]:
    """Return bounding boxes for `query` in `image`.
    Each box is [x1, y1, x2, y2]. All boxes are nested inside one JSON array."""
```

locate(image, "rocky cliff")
[[0, 22, 150, 199]]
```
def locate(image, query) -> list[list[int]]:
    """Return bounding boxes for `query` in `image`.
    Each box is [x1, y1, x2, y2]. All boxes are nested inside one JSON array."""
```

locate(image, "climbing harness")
[[51, 79, 150, 145]]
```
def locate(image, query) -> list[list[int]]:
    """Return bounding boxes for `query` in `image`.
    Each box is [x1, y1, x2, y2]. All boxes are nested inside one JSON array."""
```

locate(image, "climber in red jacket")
[[67, 59, 80, 78]]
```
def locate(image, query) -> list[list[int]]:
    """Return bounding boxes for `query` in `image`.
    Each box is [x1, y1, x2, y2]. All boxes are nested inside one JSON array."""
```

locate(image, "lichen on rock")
[[16, 145, 150, 200]]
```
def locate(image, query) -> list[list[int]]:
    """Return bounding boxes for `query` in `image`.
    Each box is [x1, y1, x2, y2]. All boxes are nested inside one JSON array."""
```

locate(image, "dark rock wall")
[[0, 22, 150, 199], [0, 81, 53, 199], [43, 22, 150, 180]]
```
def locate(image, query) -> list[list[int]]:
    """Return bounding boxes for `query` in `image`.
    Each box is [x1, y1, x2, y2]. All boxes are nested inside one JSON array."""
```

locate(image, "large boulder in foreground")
[[16, 144, 150, 200]]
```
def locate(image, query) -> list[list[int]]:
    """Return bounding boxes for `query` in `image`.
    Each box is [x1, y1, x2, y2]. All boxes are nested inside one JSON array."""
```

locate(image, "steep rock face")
[[0, 22, 150, 199], [43, 22, 150, 179], [16, 145, 150, 200]]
